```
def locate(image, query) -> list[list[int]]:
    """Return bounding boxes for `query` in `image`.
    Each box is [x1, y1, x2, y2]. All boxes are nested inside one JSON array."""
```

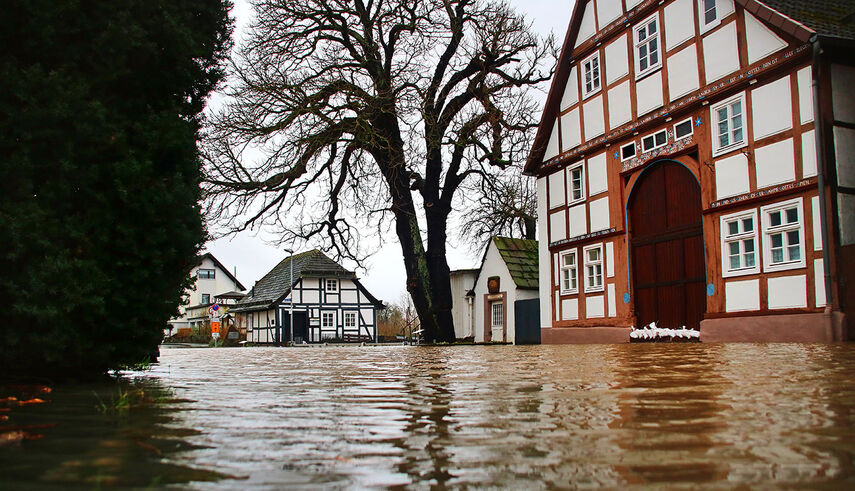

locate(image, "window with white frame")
[[761, 198, 805, 272], [711, 93, 746, 156], [201, 293, 210, 304], [699, 0, 720, 32], [491, 302, 504, 328], [344, 311, 357, 329], [567, 162, 585, 204], [634, 14, 661, 78], [582, 52, 601, 98], [326, 279, 338, 292], [720, 209, 759, 277], [321, 311, 335, 329], [559, 249, 578, 294], [674, 118, 694, 141], [620, 142, 637, 161], [197, 269, 215, 279], [583, 244, 604, 292], [641, 129, 667, 153]]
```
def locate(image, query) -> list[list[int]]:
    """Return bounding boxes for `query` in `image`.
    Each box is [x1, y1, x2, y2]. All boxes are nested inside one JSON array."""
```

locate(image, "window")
[[567, 163, 585, 204], [321, 311, 335, 329], [326, 279, 338, 292], [641, 129, 667, 153], [201, 294, 210, 304], [559, 249, 578, 294], [197, 269, 215, 279], [634, 14, 661, 78], [674, 118, 694, 141], [583, 244, 604, 293], [699, 0, 720, 31], [582, 52, 601, 98], [344, 311, 357, 329], [711, 93, 746, 156], [720, 210, 759, 277], [491, 302, 504, 328], [620, 142, 637, 161], [761, 198, 805, 272]]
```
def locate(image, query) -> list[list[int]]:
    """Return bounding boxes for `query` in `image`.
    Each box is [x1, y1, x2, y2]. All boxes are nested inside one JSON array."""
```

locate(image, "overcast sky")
[[205, 0, 574, 305]]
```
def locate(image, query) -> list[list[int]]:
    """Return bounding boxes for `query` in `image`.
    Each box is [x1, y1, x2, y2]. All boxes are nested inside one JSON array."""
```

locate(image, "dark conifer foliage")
[[0, 1, 232, 376]]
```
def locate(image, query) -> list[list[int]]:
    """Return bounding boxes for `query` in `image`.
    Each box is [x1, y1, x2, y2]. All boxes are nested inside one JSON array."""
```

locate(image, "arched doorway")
[[628, 161, 706, 330]]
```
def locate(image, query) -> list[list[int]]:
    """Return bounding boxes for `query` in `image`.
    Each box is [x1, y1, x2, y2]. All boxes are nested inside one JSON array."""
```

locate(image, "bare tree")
[[459, 168, 537, 251], [204, 0, 554, 342]]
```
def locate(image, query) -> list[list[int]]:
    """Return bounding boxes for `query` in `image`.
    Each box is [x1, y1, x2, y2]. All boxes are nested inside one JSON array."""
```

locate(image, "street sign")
[[208, 303, 220, 315], [211, 321, 220, 334]]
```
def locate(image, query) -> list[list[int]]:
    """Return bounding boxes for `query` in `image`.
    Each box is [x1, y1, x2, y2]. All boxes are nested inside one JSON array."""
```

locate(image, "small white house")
[[470, 237, 540, 344], [167, 253, 246, 336]]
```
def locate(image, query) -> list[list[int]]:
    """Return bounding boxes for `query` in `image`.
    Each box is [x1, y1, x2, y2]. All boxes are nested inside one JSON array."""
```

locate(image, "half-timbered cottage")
[[232, 250, 383, 343], [527, 0, 855, 342]]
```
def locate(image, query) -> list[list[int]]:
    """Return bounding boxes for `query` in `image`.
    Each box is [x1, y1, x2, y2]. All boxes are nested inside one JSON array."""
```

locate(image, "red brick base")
[[541, 327, 630, 344]]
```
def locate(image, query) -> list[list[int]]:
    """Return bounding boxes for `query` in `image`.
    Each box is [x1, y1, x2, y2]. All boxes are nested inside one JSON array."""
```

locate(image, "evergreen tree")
[[0, 0, 232, 376]]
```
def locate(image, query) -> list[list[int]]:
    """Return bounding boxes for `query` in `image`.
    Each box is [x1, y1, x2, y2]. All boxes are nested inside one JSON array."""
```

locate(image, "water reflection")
[[2, 344, 855, 489]]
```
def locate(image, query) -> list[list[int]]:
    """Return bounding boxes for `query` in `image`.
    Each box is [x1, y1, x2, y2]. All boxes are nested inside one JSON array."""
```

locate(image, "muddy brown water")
[[2, 344, 855, 489]]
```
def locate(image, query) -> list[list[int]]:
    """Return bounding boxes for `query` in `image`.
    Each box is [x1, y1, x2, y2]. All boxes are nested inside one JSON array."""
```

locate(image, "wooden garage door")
[[629, 162, 706, 330]]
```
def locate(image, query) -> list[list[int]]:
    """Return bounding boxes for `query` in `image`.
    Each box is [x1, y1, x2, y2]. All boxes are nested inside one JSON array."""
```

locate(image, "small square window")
[[582, 52, 601, 98], [583, 244, 604, 293], [674, 118, 693, 140], [344, 312, 357, 329], [642, 129, 668, 153], [326, 279, 338, 292], [620, 142, 637, 161], [201, 294, 211, 304], [321, 311, 335, 329], [566, 163, 586, 204]]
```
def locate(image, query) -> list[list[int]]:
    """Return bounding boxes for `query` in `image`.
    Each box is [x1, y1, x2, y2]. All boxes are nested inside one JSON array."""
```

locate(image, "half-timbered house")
[[527, 0, 855, 342], [232, 250, 383, 343]]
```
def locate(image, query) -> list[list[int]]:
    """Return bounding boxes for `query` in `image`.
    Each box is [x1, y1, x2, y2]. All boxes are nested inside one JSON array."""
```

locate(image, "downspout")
[[810, 35, 835, 338]]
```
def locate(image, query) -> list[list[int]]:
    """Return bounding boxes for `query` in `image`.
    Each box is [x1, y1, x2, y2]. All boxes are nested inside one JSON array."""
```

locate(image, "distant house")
[[470, 237, 540, 344], [168, 253, 246, 336], [450, 269, 478, 339], [232, 249, 383, 344]]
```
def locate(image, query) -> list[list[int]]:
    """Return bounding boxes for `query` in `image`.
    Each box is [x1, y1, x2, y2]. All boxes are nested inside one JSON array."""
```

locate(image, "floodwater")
[[2, 344, 855, 489]]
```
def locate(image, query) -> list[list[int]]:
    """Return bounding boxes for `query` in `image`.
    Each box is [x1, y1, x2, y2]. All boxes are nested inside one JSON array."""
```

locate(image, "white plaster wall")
[[589, 196, 610, 232], [561, 108, 582, 152], [597, 0, 623, 28], [302, 277, 319, 289], [561, 66, 579, 111], [302, 289, 320, 304], [608, 81, 632, 128], [549, 209, 567, 243], [544, 120, 560, 161], [583, 95, 606, 139], [569, 203, 588, 238], [667, 44, 700, 101], [812, 195, 822, 251], [802, 130, 817, 178], [752, 76, 793, 140], [472, 242, 521, 343], [607, 284, 617, 317], [587, 153, 608, 195], [715, 153, 750, 199], [725, 279, 760, 312], [341, 289, 358, 303], [767, 275, 807, 309], [548, 168, 566, 209], [664, 0, 695, 51], [703, 21, 740, 83], [814, 259, 827, 307], [553, 253, 560, 287], [839, 193, 855, 246], [744, 12, 787, 64], [754, 138, 795, 189], [605, 241, 615, 278], [586, 295, 605, 318], [575, 1, 596, 48], [832, 64, 855, 124], [626, 0, 644, 9], [636, 71, 664, 116], [834, 126, 855, 188], [561, 298, 579, 320], [537, 177, 552, 329], [797, 66, 814, 124], [450, 270, 476, 338], [605, 33, 629, 85]]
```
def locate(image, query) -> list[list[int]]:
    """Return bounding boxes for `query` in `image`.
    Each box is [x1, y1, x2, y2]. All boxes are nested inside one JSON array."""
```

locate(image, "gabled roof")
[[524, 0, 855, 176], [233, 249, 358, 311], [473, 237, 540, 291], [200, 252, 246, 291]]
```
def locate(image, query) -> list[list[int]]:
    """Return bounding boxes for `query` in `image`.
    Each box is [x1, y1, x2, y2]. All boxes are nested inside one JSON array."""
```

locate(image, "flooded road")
[[3, 344, 855, 488]]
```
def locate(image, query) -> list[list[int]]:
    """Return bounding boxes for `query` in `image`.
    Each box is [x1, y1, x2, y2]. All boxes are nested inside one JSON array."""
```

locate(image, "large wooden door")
[[629, 162, 706, 330]]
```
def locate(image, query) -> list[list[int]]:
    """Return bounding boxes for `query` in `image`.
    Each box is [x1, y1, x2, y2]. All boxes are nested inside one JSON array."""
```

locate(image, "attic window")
[[326, 279, 338, 292], [641, 129, 667, 153], [581, 52, 601, 98], [699, 0, 720, 32], [197, 269, 215, 279]]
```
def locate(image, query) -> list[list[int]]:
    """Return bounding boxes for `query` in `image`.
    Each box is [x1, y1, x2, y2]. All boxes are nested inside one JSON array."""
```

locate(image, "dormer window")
[[581, 52, 601, 98], [197, 269, 215, 279], [634, 14, 661, 79]]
